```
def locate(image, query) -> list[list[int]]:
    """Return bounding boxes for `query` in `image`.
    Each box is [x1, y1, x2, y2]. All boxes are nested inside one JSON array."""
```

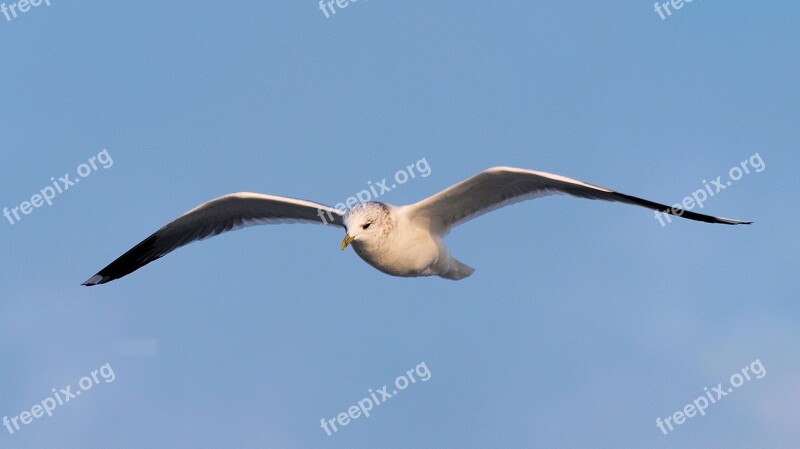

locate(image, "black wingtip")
[[81, 234, 162, 287], [82, 274, 107, 286], [717, 218, 753, 225]]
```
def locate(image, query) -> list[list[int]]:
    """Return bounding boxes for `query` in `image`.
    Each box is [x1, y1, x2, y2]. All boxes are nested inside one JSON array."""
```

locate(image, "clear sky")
[[1, 1, 797, 448]]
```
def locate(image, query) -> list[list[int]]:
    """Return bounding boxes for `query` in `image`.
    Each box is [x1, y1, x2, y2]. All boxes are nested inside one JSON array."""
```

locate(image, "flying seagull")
[[82, 166, 750, 285]]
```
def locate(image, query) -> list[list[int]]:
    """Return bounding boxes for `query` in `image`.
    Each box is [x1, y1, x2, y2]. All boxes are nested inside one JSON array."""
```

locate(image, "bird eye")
[[362, 223, 371, 229]]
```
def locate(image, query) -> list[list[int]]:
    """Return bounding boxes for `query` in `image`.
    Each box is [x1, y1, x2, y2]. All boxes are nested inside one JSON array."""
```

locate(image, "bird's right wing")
[[83, 193, 344, 286], [406, 166, 751, 235]]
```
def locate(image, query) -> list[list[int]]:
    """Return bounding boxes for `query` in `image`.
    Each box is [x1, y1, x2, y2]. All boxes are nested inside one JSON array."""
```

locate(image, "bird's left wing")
[[83, 193, 344, 286], [406, 166, 751, 235]]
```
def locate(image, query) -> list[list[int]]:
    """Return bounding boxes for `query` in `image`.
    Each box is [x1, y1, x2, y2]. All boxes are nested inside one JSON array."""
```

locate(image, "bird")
[[82, 166, 751, 285]]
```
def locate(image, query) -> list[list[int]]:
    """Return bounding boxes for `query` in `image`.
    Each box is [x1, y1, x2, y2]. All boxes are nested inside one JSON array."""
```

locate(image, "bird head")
[[341, 202, 392, 250]]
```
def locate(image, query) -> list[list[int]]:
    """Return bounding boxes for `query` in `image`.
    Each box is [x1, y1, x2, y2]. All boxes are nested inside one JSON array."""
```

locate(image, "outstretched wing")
[[406, 166, 751, 235], [83, 193, 344, 286]]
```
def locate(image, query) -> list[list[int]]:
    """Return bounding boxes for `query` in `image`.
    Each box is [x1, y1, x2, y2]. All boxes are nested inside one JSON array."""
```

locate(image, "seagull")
[[82, 166, 751, 285]]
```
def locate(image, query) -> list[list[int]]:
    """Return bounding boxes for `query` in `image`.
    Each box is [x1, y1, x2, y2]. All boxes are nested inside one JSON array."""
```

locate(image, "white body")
[[346, 205, 474, 280]]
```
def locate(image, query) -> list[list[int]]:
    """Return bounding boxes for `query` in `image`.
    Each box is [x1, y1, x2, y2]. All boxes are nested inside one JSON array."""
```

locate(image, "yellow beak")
[[341, 233, 355, 250]]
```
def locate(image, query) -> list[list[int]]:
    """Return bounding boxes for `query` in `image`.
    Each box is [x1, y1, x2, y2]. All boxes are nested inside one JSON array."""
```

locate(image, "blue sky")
[[1, 1, 797, 448]]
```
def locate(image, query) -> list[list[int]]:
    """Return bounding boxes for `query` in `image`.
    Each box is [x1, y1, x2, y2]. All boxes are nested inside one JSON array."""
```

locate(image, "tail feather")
[[440, 258, 475, 280]]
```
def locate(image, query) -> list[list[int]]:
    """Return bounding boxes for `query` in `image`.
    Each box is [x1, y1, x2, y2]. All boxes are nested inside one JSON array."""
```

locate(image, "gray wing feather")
[[407, 166, 751, 235], [83, 193, 344, 285]]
